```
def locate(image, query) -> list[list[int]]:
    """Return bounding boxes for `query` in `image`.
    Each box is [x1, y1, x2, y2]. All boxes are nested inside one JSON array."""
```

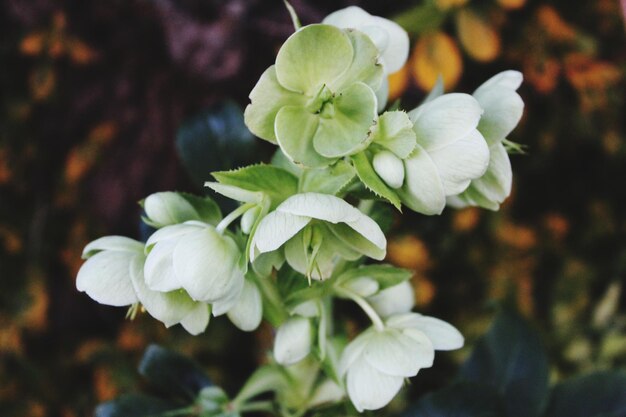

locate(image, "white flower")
[[76, 236, 210, 335], [144, 221, 245, 307], [448, 70, 524, 210], [142, 191, 221, 228], [274, 316, 313, 365], [226, 277, 263, 332], [367, 280, 415, 318], [339, 312, 463, 411], [323, 6, 409, 111], [398, 93, 490, 215], [250, 193, 386, 280], [323, 6, 409, 75]]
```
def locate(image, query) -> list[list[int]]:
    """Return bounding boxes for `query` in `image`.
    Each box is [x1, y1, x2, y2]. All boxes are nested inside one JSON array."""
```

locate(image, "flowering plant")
[[77, 4, 526, 416]]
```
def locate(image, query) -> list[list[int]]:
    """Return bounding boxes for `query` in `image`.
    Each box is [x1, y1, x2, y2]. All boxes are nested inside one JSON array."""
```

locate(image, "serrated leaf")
[[403, 382, 502, 417], [209, 165, 298, 210], [335, 264, 411, 290], [138, 344, 212, 401], [299, 159, 356, 195], [459, 308, 549, 417], [544, 371, 626, 417], [176, 101, 257, 188], [351, 151, 402, 209], [95, 394, 178, 417]]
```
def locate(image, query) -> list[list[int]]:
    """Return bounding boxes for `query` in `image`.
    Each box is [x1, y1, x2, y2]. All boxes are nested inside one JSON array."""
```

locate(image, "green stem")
[[216, 202, 255, 234], [335, 287, 385, 331], [146, 406, 196, 417], [238, 400, 276, 414]]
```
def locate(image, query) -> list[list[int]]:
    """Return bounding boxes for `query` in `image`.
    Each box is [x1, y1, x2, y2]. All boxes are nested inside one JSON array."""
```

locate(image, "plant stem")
[[238, 400, 276, 413], [216, 202, 255, 234], [335, 287, 385, 331]]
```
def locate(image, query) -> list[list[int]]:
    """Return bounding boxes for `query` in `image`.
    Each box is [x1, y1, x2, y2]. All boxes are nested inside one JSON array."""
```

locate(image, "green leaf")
[[351, 151, 401, 209], [459, 308, 549, 417], [544, 371, 626, 417], [176, 101, 257, 188], [335, 264, 411, 290], [95, 395, 179, 417], [371, 111, 416, 159], [138, 344, 212, 401], [299, 159, 356, 195], [209, 165, 298, 210], [275, 24, 353, 95], [403, 382, 502, 417], [393, 1, 447, 35], [314, 82, 377, 158]]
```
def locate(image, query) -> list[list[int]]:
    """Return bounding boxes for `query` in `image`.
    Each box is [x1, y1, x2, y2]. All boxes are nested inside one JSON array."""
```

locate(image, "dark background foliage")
[[0, 0, 625, 416]]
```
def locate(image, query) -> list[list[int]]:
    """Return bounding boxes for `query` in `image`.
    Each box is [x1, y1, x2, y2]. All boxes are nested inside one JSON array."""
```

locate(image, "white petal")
[[173, 227, 244, 302], [399, 328, 435, 368], [226, 279, 262, 332], [210, 269, 245, 316], [373, 150, 405, 189], [322, 6, 372, 29], [474, 81, 524, 145], [345, 214, 387, 251], [277, 193, 362, 224], [411, 93, 483, 152], [370, 16, 409, 74], [346, 358, 404, 412], [398, 145, 446, 215], [339, 331, 372, 376], [180, 303, 210, 335], [368, 281, 415, 317], [343, 277, 380, 298], [252, 210, 311, 255], [143, 192, 198, 227], [474, 70, 523, 96], [82, 236, 143, 258], [128, 254, 195, 327], [145, 223, 203, 248], [363, 329, 431, 377], [386, 313, 464, 351], [76, 251, 138, 306], [429, 129, 490, 196], [274, 317, 312, 365], [472, 142, 512, 204], [144, 240, 182, 292], [291, 301, 320, 318]]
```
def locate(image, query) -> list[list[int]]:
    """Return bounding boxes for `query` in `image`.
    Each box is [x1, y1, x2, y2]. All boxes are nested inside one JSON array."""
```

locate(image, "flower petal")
[[314, 82, 377, 158], [322, 6, 372, 28], [397, 145, 446, 215], [474, 77, 524, 145], [82, 236, 143, 259], [76, 251, 138, 306], [368, 281, 415, 317], [172, 227, 244, 302], [144, 239, 182, 292], [474, 70, 523, 95], [226, 279, 263, 332], [180, 303, 210, 335], [145, 223, 204, 248], [252, 210, 311, 255], [143, 192, 199, 228], [386, 312, 464, 351], [370, 16, 409, 74], [275, 24, 353, 95], [277, 193, 361, 224], [346, 358, 404, 412], [410, 93, 483, 152], [330, 28, 384, 92], [429, 129, 490, 196], [244, 65, 305, 143], [363, 329, 430, 377], [274, 317, 312, 365], [129, 254, 195, 327], [339, 331, 372, 376]]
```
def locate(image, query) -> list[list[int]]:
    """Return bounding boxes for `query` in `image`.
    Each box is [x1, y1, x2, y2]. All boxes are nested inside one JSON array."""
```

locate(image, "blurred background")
[[1, 0, 625, 416]]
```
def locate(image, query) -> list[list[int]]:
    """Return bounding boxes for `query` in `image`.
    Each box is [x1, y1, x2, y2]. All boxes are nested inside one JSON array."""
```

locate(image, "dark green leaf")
[[95, 394, 179, 417], [138, 344, 212, 401], [459, 308, 549, 417], [176, 101, 257, 188], [403, 382, 502, 417], [544, 371, 626, 417]]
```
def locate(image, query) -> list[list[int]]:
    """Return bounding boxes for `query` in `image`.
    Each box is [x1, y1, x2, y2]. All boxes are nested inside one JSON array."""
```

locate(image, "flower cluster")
[[76, 5, 524, 415]]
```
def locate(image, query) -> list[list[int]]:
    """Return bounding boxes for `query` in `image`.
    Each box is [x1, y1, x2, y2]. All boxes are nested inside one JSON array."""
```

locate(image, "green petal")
[[244, 66, 305, 143], [371, 111, 416, 159], [314, 82, 377, 158], [275, 24, 353, 95], [275, 105, 333, 168], [330, 29, 384, 93]]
